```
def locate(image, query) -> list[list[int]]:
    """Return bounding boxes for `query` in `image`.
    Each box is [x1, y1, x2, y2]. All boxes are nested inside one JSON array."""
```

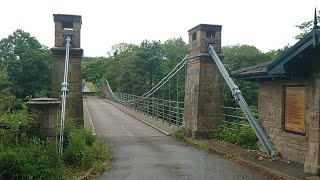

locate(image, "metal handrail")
[[113, 92, 184, 126]]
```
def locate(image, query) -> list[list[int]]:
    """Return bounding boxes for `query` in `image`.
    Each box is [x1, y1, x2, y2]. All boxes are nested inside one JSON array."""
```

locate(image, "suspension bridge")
[[44, 13, 316, 179], [81, 24, 276, 178]]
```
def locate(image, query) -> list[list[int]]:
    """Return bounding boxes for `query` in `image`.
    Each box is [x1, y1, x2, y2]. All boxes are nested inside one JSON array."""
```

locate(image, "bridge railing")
[[221, 106, 258, 131], [114, 92, 184, 126]]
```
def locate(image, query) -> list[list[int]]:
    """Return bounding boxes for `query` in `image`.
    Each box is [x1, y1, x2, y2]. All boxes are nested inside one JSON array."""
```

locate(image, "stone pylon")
[[183, 24, 224, 137], [50, 14, 84, 125]]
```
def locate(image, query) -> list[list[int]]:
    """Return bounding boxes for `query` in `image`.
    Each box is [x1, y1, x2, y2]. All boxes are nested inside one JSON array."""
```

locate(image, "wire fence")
[[113, 92, 184, 126], [221, 106, 258, 131]]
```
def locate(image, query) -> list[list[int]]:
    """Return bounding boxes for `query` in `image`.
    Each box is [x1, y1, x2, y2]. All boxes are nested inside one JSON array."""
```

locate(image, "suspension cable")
[[106, 55, 188, 103], [59, 35, 72, 155], [142, 55, 188, 97]]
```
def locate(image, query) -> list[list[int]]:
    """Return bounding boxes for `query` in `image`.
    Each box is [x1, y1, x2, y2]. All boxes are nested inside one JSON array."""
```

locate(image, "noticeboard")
[[284, 86, 306, 134]]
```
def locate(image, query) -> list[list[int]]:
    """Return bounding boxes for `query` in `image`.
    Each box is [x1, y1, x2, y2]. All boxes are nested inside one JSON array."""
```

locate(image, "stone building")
[[232, 19, 320, 173]]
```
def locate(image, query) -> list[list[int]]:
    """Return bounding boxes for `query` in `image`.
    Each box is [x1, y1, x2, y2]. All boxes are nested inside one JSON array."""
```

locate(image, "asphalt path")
[[86, 97, 267, 180]]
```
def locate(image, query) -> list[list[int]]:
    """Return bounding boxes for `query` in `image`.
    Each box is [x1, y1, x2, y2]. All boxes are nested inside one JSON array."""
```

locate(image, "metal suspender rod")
[[59, 35, 72, 155], [207, 43, 276, 157]]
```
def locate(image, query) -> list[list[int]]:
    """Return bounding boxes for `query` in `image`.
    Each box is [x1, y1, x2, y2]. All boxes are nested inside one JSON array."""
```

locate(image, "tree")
[[223, 44, 269, 71], [222, 44, 273, 107], [265, 45, 290, 60], [295, 10, 320, 40], [0, 29, 52, 98]]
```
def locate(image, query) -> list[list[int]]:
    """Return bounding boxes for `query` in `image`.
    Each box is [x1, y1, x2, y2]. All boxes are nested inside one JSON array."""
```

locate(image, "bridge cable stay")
[[105, 55, 187, 125], [141, 55, 188, 98], [58, 36, 72, 155], [106, 61, 184, 103], [207, 43, 276, 157]]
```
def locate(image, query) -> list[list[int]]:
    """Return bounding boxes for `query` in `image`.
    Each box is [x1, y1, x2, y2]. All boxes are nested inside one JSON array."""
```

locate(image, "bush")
[[62, 124, 111, 169], [0, 109, 38, 147], [1, 112, 112, 179], [211, 121, 258, 149], [0, 138, 64, 180], [63, 127, 94, 167]]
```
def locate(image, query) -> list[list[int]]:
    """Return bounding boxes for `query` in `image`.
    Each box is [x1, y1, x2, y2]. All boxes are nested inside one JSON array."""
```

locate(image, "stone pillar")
[[103, 81, 112, 99], [183, 24, 224, 137], [27, 98, 60, 141], [304, 60, 320, 173], [51, 14, 84, 125]]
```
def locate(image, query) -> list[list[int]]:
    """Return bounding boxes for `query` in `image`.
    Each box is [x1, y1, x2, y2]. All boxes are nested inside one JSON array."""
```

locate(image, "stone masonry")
[[51, 14, 84, 125], [258, 60, 320, 173], [183, 24, 224, 137], [27, 98, 61, 141]]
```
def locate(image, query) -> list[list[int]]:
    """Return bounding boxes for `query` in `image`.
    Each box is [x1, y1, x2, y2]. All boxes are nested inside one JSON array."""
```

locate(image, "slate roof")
[[232, 14, 320, 81]]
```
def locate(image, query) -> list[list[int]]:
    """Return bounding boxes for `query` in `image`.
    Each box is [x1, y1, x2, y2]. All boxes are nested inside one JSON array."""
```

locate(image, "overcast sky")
[[0, 0, 319, 57]]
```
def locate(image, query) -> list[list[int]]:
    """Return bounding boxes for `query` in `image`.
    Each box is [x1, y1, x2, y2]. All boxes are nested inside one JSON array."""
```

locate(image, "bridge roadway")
[[85, 96, 267, 180]]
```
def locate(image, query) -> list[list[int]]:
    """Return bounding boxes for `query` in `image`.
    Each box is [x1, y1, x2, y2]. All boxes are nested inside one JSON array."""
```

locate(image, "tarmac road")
[[86, 97, 267, 180]]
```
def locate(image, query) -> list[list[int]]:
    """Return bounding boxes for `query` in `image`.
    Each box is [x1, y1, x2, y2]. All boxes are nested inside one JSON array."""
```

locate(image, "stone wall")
[[258, 72, 320, 173], [51, 53, 83, 125], [183, 24, 224, 137], [51, 14, 84, 125], [184, 59, 224, 136]]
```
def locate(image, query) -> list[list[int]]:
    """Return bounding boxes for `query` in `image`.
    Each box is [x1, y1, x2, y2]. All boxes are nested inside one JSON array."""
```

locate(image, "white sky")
[[0, 0, 319, 57]]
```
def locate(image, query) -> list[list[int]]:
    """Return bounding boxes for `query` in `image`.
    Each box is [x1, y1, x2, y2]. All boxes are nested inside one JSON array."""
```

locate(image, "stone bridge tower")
[[183, 24, 224, 137], [51, 14, 84, 125]]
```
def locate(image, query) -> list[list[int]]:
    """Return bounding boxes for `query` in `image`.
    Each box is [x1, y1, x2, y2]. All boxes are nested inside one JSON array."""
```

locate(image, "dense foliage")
[[82, 38, 188, 101], [0, 29, 52, 99], [222, 44, 287, 107], [83, 39, 287, 108], [0, 109, 112, 179], [0, 30, 112, 179]]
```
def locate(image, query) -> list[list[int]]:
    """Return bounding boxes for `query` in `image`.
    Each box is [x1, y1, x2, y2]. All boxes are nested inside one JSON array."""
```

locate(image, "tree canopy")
[[82, 37, 188, 96], [0, 29, 52, 109], [82, 38, 290, 108]]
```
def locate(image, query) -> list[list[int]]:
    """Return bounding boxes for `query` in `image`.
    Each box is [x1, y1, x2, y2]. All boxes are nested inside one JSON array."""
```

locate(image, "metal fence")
[[221, 106, 258, 131], [114, 92, 184, 126]]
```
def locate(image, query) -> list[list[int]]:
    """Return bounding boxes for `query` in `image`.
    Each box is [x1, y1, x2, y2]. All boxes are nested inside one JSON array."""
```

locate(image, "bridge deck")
[[85, 96, 267, 180]]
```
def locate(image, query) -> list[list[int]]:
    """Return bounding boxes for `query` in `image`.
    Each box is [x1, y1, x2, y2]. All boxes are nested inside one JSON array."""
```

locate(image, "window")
[[62, 21, 73, 30], [206, 31, 215, 38], [192, 32, 196, 41]]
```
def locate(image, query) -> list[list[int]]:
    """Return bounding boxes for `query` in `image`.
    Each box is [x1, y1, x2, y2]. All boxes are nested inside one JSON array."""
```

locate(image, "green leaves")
[[0, 29, 52, 99], [82, 38, 188, 97], [222, 44, 271, 107], [295, 10, 320, 40]]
